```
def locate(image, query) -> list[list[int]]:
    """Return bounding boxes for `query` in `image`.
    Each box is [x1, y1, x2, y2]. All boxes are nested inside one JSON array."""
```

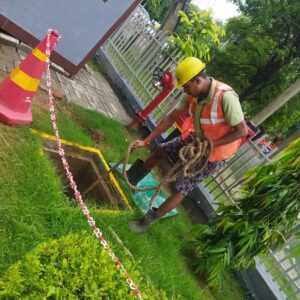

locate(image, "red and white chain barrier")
[[45, 29, 143, 299]]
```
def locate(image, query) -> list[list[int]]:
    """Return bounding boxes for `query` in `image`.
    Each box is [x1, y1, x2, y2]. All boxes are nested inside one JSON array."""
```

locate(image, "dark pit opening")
[[44, 139, 125, 209]]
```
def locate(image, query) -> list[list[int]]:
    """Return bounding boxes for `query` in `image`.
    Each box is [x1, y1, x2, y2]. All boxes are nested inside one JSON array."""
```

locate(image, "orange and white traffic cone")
[[0, 30, 60, 125]]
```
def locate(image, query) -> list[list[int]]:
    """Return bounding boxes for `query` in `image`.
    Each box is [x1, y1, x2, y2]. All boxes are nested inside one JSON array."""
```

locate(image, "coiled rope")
[[110, 137, 213, 208]]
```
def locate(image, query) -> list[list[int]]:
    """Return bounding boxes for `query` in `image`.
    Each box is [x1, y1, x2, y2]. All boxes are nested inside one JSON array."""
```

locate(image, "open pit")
[[43, 138, 126, 209]]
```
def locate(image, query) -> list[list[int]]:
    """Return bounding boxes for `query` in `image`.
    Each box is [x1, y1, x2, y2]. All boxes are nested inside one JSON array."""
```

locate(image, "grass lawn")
[[0, 74, 247, 299]]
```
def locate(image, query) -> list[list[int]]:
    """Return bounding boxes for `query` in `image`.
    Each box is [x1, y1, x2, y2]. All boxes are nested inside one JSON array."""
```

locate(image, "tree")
[[206, 0, 300, 135], [229, 0, 300, 99], [263, 94, 300, 137], [168, 6, 225, 61], [146, 0, 161, 8], [252, 80, 300, 136], [145, 0, 177, 23], [188, 138, 300, 286], [159, 0, 189, 32]]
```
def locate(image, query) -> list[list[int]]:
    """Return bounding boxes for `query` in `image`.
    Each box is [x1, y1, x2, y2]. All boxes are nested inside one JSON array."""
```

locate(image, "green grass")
[[0, 97, 247, 299], [96, 209, 246, 300], [95, 210, 210, 299], [0, 126, 87, 274], [31, 97, 149, 163]]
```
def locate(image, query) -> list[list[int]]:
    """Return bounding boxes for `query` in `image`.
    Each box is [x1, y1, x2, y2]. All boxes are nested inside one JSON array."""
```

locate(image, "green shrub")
[[188, 138, 300, 287], [0, 233, 167, 299]]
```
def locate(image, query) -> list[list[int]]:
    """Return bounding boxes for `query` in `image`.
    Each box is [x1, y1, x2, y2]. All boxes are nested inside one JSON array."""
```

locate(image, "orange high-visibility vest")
[[181, 98, 196, 140], [181, 81, 242, 162]]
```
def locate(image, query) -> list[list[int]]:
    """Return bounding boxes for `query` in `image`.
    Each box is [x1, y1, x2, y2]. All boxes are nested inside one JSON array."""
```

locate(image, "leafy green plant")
[[188, 138, 300, 286], [0, 233, 167, 299], [145, 0, 173, 23], [168, 8, 225, 61], [146, 0, 160, 8]]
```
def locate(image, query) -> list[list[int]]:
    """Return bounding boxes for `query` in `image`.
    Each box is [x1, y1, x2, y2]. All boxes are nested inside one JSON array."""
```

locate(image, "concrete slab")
[[50, 62, 71, 77], [4, 60, 14, 73], [0, 44, 20, 61], [0, 32, 19, 47], [13, 59, 22, 67], [17, 42, 33, 54], [0, 57, 8, 72], [84, 64, 94, 75]]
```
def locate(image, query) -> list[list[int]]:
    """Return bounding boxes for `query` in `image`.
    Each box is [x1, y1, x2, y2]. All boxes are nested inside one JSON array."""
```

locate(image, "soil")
[[43, 140, 125, 208]]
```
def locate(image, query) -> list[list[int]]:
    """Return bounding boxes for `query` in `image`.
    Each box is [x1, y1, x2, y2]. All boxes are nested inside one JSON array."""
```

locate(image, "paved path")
[[0, 37, 132, 125]]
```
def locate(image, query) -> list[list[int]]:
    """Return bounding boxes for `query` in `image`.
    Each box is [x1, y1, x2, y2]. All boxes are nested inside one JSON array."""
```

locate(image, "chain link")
[[45, 29, 143, 300]]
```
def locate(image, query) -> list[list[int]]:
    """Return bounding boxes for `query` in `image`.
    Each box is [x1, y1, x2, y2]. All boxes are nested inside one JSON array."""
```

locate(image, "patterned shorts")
[[158, 134, 225, 196]]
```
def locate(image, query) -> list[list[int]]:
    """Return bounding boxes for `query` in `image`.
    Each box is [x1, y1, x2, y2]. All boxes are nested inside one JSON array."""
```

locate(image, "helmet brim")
[[175, 81, 182, 89]]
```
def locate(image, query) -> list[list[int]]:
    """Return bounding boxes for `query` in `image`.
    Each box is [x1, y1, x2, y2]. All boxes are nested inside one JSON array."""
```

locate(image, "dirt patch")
[[85, 126, 106, 142]]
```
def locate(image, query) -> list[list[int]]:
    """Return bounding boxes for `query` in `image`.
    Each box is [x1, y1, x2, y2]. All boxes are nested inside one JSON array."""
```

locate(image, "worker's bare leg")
[[156, 191, 185, 217], [143, 148, 167, 170], [129, 191, 185, 232]]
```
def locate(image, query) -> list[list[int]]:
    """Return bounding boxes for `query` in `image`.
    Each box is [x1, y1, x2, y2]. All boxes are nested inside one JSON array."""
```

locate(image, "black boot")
[[126, 158, 150, 186], [128, 208, 159, 233]]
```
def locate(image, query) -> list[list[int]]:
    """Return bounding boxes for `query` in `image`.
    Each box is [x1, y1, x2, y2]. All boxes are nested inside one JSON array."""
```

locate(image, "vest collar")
[[206, 77, 216, 103]]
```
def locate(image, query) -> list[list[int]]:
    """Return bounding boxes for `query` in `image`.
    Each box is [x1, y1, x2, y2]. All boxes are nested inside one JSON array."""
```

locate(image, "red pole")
[[128, 71, 174, 129]]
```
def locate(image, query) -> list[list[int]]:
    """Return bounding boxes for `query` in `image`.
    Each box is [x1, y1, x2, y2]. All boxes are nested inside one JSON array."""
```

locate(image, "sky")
[[191, 0, 239, 22]]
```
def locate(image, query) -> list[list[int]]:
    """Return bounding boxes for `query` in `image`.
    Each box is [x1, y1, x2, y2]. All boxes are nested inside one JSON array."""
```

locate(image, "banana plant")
[[188, 138, 300, 286]]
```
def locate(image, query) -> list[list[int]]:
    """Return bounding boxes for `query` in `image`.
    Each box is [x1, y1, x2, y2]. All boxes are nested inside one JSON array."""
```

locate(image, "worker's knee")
[[173, 191, 185, 202], [144, 148, 167, 170], [152, 147, 167, 160]]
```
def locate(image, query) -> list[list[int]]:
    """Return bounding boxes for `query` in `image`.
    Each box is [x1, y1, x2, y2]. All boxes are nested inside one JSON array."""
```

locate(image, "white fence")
[[101, 5, 184, 131], [101, 4, 299, 299]]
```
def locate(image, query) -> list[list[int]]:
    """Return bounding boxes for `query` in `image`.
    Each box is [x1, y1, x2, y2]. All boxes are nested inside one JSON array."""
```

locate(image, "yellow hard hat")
[[175, 57, 206, 88]]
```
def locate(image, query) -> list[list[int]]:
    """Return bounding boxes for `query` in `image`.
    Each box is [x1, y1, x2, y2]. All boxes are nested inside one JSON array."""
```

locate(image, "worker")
[[127, 57, 248, 232]]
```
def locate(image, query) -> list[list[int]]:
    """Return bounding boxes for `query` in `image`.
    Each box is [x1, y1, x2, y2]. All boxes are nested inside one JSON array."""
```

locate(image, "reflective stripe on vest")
[[180, 82, 231, 140], [181, 80, 241, 162], [200, 84, 231, 125], [201, 81, 241, 162]]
